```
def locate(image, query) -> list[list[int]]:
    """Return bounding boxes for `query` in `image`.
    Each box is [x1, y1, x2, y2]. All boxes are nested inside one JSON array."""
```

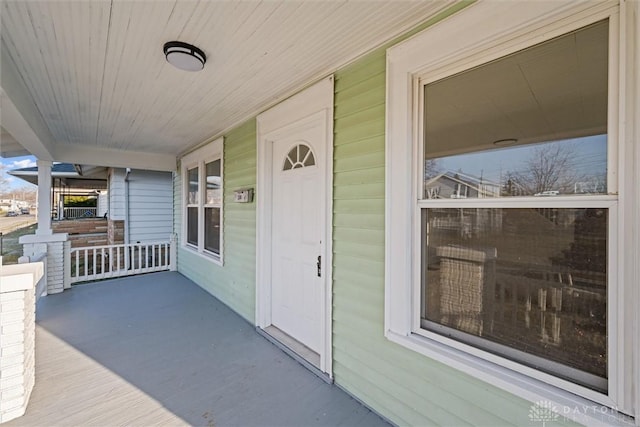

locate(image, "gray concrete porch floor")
[[7, 272, 389, 427]]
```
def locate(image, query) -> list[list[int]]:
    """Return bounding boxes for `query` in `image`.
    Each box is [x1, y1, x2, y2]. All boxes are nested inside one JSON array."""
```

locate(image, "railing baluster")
[[75, 250, 79, 278], [152, 245, 156, 268], [164, 243, 169, 267], [84, 249, 88, 277], [92, 248, 97, 278], [101, 248, 105, 275], [116, 246, 121, 272]]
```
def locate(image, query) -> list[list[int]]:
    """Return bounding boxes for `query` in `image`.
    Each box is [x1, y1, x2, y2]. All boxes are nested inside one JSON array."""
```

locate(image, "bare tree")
[[424, 158, 442, 180], [507, 144, 582, 195], [0, 164, 11, 193]]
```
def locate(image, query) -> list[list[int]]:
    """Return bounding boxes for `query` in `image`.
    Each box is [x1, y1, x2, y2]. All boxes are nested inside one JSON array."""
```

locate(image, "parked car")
[[534, 190, 560, 196], [20, 207, 30, 214], [6, 210, 18, 217]]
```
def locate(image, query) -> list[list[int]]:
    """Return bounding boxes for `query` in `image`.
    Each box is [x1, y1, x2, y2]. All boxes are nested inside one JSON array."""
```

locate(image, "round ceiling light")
[[163, 41, 206, 72], [492, 138, 518, 146]]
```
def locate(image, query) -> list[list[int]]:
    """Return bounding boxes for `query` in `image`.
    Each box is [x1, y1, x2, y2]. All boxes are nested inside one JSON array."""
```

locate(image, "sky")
[[0, 155, 37, 191], [436, 135, 608, 185]]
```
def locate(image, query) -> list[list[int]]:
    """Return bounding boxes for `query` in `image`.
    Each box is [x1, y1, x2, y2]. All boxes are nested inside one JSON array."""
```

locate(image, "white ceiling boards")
[[0, 0, 453, 168]]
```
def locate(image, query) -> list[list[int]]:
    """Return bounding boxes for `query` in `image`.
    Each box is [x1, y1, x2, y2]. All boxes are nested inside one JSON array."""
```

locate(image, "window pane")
[[188, 168, 199, 205], [421, 208, 607, 391], [204, 207, 220, 255], [206, 160, 221, 205], [187, 207, 198, 246], [424, 21, 608, 198]]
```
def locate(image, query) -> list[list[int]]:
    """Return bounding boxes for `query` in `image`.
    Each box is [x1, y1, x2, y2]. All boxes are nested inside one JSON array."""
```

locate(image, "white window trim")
[[385, 1, 638, 425], [181, 137, 224, 265]]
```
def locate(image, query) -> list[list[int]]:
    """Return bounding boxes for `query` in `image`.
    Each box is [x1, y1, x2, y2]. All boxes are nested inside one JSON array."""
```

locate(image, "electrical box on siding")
[[234, 188, 254, 203]]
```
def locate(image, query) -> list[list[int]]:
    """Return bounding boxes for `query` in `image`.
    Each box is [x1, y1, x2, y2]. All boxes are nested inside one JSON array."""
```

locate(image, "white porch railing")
[[65, 239, 176, 285], [63, 207, 97, 219]]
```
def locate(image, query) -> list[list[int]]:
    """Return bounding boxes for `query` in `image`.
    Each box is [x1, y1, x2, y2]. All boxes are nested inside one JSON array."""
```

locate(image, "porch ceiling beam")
[[54, 144, 176, 172], [0, 44, 56, 161]]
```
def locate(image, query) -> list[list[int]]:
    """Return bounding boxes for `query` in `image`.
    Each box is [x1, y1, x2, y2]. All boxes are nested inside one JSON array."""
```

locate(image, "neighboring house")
[[9, 163, 173, 245], [425, 170, 501, 199], [107, 168, 173, 244], [0, 2, 638, 427], [9, 162, 108, 219]]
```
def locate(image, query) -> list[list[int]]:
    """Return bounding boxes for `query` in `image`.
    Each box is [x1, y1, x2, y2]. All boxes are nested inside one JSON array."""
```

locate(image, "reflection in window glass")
[[206, 160, 221, 205], [187, 207, 198, 246], [188, 168, 199, 205], [424, 136, 607, 199], [421, 208, 607, 391], [424, 20, 608, 198], [204, 207, 220, 254]]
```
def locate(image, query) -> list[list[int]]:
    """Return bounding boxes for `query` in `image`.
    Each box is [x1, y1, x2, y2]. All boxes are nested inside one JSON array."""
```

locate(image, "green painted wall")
[[331, 45, 535, 427], [174, 2, 582, 425], [176, 120, 257, 322]]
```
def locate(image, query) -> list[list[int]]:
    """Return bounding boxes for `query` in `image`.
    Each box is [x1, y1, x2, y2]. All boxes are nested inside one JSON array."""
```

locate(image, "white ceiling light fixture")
[[163, 41, 206, 72]]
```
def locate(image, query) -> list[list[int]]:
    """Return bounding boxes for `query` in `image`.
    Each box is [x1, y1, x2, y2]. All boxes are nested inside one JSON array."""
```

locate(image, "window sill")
[[181, 245, 223, 267], [385, 330, 634, 427]]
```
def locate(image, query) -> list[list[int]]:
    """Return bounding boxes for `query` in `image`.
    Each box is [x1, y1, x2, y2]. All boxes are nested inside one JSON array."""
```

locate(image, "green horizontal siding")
[[174, 1, 583, 425], [177, 120, 257, 322], [330, 3, 579, 426]]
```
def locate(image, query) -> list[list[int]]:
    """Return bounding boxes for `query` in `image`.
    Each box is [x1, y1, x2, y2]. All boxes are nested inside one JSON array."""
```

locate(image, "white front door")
[[270, 119, 325, 353]]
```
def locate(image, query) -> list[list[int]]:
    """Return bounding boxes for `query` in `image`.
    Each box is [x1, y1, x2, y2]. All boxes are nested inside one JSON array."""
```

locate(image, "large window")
[[181, 138, 223, 263], [420, 21, 610, 393], [386, 1, 637, 418]]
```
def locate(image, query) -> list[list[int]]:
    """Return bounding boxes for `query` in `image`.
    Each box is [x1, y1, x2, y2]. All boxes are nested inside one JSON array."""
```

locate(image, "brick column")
[[19, 234, 68, 295], [0, 262, 44, 423]]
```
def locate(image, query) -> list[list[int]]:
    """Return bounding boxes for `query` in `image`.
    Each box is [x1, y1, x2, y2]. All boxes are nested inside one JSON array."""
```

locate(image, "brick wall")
[[107, 220, 125, 245], [0, 265, 40, 423], [52, 219, 109, 248], [52, 218, 107, 235]]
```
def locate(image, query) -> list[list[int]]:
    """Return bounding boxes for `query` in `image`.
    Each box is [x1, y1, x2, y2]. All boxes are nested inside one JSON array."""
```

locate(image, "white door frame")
[[256, 76, 334, 376]]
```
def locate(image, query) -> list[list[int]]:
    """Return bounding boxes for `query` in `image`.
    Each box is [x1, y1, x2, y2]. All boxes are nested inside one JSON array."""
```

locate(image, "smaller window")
[[186, 167, 199, 246], [181, 137, 223, 262], [283, 143, 315, 170], [204, 160, 221, 255]]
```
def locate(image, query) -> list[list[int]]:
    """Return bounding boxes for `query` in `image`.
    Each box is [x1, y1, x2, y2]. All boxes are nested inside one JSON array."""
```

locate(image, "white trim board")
[[256, 76, 334, 377]]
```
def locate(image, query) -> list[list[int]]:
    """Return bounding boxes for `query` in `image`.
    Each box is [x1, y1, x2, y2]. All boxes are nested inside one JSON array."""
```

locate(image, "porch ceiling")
[[0, 0, 454, 170]]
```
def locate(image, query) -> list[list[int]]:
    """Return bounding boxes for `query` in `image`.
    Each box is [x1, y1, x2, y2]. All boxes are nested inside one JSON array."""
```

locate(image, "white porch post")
[[35, 159, 52, 236], [19, 159, 69, 295]]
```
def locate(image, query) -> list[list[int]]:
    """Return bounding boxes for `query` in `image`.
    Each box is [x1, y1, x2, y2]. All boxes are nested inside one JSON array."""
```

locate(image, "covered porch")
[[5, 272, 387, 427]]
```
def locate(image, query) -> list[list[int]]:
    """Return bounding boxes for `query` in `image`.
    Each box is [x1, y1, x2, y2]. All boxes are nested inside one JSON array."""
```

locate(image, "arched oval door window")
[[283, 143, 316, 171]]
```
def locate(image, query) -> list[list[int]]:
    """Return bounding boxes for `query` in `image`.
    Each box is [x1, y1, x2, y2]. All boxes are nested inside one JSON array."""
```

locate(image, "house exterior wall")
[[127, 170, 173, 243], [108, 168, 126, 221], [330, 44, 546, 427], [173, 3, 596, 426], [177, 121, 257, 322]]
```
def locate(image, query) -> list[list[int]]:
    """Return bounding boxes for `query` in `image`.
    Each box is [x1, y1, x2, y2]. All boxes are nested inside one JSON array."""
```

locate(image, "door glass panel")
[[283, 144, 316, 170]]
